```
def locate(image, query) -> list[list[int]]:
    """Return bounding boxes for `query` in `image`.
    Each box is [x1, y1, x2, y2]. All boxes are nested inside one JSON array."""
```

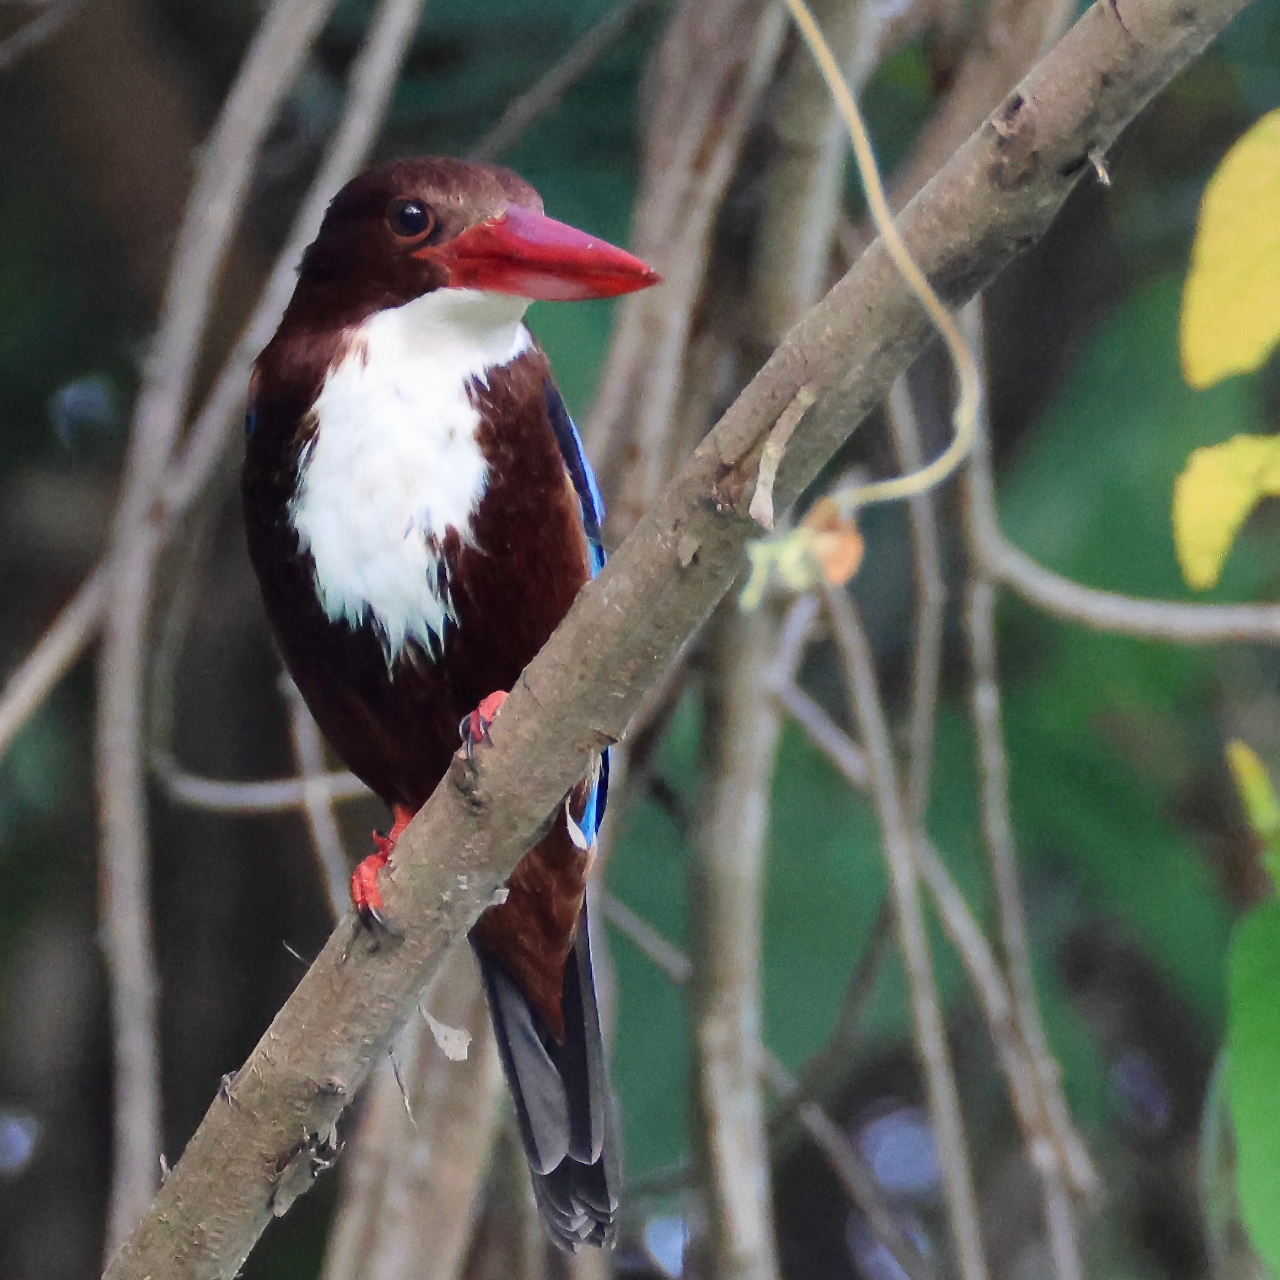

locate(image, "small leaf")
[[739, 501, 864, 610], [1230, 901, 1280, 1273], [1172, 434, 1280, 589], [1227, 741, 1280, 892], [424, 1010, 471, 1062], [803, 498, 866, 588], [1181, 108, 1280, 389]]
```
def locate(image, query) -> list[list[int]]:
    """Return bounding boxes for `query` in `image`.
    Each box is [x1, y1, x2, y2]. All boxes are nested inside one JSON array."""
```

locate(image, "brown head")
[[291, 156, 659, 327]]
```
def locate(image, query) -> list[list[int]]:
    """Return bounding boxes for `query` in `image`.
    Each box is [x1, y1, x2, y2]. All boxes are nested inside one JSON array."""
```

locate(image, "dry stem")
[[823, 583, 990, 1280], [689, 605, 783, 1280]]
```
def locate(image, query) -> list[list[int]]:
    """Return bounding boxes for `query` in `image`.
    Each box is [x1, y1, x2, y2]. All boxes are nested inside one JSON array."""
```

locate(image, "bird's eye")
[[389, 198, 433, 239]]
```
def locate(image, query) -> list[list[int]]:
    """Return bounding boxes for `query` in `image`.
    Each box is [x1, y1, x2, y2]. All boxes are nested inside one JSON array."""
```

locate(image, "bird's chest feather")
[[288, 291, 531, 660]]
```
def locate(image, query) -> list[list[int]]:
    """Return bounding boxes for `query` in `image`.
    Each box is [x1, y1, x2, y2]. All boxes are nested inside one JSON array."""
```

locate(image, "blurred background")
[[1, 0, 1279, 1277]]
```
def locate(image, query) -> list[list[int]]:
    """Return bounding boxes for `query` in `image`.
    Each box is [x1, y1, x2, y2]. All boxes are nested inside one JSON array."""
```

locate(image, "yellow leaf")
[[1226, 740, 1280, 891], [1181, 108, 1280, 389], [1172, 434, 1280, 589], [1227, 741, 1280, 843]]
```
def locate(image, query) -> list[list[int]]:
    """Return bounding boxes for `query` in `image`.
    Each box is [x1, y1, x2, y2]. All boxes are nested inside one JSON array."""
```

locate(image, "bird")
[[241, 156, 660, 1250]]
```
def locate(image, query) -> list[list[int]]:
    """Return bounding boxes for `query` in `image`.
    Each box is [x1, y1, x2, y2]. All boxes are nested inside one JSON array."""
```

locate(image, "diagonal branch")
[[102, 0, 1256, 1273]]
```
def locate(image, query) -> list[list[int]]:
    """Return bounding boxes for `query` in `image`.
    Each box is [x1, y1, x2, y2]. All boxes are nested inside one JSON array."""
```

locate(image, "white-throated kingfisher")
[[241, 157, 659, 1250]]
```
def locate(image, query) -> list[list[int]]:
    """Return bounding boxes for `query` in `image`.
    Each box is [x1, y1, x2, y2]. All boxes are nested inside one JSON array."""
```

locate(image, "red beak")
[[415, 205, 661, 301]]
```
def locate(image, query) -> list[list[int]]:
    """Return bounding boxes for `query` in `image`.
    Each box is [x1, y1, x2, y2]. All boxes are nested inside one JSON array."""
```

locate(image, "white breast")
[[290, 287, 532, 660]]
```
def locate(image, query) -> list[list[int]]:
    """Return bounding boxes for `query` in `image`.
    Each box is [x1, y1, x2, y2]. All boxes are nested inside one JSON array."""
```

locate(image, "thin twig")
[[601, 891, 692, 983], [768, 680, 871, 789], [153, 754, 368, 812], [0, 0, 87, 72], [760, 1058, 936, 1280], [823, 582, 989, 1280], [959, 299, 1095, 1280], [689, 605, 782, 1280], [97, 0, 340, 1256], [161, 0, 429, 522], [886, 377, 946, 823], [468, 0, 654, 162], [602, 890, 934, 1280], [283, 678, 353, 919], [0, 561, 108, 760], [771, 898, 893, 1128], [977, 519, 1280, 641], [774, 669, 1095, 1195]]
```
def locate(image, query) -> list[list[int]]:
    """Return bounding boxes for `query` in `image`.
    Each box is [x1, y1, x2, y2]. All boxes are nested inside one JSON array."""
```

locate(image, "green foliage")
[[1230, 901, 1280, 1274], [998, 277, 1254, 1022]]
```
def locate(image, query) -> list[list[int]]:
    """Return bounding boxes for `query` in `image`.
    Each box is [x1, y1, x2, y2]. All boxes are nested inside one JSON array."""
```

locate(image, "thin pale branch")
[[153, 753, 368, 812], [96, 0, 340, 1255], [886, 377, 946, 823], [689, 606, 783, 1280], [769, 679, 871, 788], [585, 0, 786, 528], [958, 298, 1095, 1280], [775, 669, 1094, 1190], [823, 582, 990, 1280], [469, 0, 654, 162], [102, 2, 1255, 1271], [0, 0, 87, 72], [284, 678, 353, 919], [975, 516, 1280, 641], [0, 561, 108, 760], [602, 890, 934, 1280]]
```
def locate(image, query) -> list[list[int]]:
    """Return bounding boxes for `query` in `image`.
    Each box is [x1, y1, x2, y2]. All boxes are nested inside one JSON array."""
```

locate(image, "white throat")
[[290, 287, 532, 660]]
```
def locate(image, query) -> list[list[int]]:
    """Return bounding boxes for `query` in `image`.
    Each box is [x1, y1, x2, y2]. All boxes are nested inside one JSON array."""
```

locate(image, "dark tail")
[[472, 907, 619, 1251]]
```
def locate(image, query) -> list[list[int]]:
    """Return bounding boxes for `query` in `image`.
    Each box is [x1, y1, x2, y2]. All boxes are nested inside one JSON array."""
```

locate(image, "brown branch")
[[957, 300, 1094, 1280], [974, 512, 1280, 641], [886, 377, 946, 823], [284, 678, 354, 919], [102, 1, 1255, 1273], [0, 0, 87, 72], [822, 583, 990, 1280], [889, 0, 1077, 212], [688, 605, 783, 1280], [96, 0, 341, 1255], [0, 560, 108, 760], [468, 0, 655, 162], [601, 890, 934, 1280], [319, 943, 504, 1280], [584, 0, 786, 529], [774, 661, 1099, 1254]]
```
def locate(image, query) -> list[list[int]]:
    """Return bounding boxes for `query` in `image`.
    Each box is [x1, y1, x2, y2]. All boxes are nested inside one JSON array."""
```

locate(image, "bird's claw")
[[358, 902, 402, 939], [460, 690, 508, 760], [349, 805, 414, 935]]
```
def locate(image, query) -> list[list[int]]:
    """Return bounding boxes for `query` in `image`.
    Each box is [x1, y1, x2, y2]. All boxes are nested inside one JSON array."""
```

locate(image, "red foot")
[[460, 690, 508, 758], [351, 804, 414, 928]]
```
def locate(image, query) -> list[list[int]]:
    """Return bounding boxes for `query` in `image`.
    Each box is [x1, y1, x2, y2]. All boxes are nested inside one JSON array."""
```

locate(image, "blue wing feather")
[[544, 381, 606, 578], [544, 380, 609, 840]]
